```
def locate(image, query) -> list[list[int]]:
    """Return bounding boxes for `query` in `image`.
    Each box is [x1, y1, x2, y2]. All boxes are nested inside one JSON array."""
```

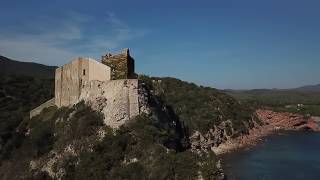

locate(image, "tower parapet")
[[101, 48, 136, 80]]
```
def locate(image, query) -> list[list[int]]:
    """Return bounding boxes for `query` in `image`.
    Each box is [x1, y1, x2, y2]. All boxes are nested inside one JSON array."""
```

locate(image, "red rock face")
[[256, 110, 320, 131], [237, 110, 320, 148], [214, 110, 320, 154]]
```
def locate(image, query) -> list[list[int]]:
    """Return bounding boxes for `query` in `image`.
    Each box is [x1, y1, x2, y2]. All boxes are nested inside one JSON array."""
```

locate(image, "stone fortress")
[[30, 48, 146, 128]]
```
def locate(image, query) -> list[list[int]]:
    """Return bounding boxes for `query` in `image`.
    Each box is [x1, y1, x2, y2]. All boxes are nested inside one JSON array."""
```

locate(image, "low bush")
[[72, 114, 221, 180]]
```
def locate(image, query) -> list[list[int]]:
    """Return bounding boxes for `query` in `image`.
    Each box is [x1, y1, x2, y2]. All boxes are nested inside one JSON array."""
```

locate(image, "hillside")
[[0, 55, 56, 78], [0, 57, 56, 153], [141, 76, 257, 135], [226, 89, 320, 116], [0, 74, 54, 161], [0, 74, 257, 179]]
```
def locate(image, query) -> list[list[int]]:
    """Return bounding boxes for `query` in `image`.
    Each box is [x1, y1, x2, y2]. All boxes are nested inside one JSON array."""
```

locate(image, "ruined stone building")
[[101, 48, 137, 80], [30, 49, 146, 128]]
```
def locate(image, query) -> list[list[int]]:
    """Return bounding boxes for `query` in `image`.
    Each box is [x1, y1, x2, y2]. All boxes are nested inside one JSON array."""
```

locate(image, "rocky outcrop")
[[205, 109, 320, 155], [257, 110, 320, 131], [190, 121, 235, 154]]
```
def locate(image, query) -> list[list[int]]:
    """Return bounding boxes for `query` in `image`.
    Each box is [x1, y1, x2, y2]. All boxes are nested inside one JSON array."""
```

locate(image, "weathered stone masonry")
[[101, 48, 136, 80], [55, 57, 111, 107], [30, 98, 55, 119], [79, 79, 140, 128]]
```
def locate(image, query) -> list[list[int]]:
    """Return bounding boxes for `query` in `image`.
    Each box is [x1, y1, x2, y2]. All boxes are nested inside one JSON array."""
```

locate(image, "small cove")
[[222, 131, 320, 180]]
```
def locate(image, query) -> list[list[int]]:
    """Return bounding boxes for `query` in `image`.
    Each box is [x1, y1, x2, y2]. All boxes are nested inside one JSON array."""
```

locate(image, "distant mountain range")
[[0, 55, 56, 78], [225, 84, 320, 93], [293, 84, 320, 92]]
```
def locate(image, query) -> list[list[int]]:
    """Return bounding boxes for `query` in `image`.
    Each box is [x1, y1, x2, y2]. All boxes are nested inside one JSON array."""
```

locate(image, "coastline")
[[213, 109, 320, 155], [221, 131, 320, 180]]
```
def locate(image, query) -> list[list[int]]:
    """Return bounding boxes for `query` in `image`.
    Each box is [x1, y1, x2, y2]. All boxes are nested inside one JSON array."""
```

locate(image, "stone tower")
[[101, 48, 136, 80], [55, 58, 111, 107]]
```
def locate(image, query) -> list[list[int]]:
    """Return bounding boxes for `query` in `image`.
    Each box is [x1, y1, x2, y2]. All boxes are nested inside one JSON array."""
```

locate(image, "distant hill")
[[225, 85, 320, 117], [225, 84, 320, 93], [0, 55, 56, 78], [224, 89, 274, 94], [294, 84, 320, 92]]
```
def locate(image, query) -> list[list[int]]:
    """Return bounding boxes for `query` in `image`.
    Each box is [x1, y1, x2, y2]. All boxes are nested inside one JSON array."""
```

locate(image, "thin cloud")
[[0, 12, 149, 65]]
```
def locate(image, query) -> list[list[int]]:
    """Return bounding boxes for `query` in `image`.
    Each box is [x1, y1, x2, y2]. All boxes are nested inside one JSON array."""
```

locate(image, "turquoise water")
[[222, 131, 320, 180]]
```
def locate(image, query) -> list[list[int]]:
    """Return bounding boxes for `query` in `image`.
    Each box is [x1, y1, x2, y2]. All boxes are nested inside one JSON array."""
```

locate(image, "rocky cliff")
[[2, 75, 242, 180], [209, 109, 320, 154]]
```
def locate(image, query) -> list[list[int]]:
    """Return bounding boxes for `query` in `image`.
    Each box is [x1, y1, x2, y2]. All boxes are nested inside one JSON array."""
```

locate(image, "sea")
[[222, 131, 320, 180]]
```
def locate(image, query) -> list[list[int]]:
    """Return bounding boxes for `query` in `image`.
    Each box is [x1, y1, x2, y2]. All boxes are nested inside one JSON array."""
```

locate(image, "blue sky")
[[0, 0, 319, 89]]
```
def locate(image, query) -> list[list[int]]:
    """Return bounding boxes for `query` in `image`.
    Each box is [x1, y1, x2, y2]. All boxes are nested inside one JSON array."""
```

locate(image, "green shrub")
[[0, 74, 54, 157], [71, 114, 222, 180], [29, 119, 55, 156], [54, 102, 104, 150]]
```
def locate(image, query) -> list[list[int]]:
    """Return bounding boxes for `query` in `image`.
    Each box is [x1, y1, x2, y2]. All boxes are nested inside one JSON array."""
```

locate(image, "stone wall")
[[55, 58, 111, 107], [101, 48, 136, 80], [88, 59, 111, 82], [79, 79, 140, 128], [30, 98, 55, 119]]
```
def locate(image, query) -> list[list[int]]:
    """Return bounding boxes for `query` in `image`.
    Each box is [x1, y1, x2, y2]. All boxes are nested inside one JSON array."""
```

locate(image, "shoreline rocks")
[[212, 109, 320, 155]]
